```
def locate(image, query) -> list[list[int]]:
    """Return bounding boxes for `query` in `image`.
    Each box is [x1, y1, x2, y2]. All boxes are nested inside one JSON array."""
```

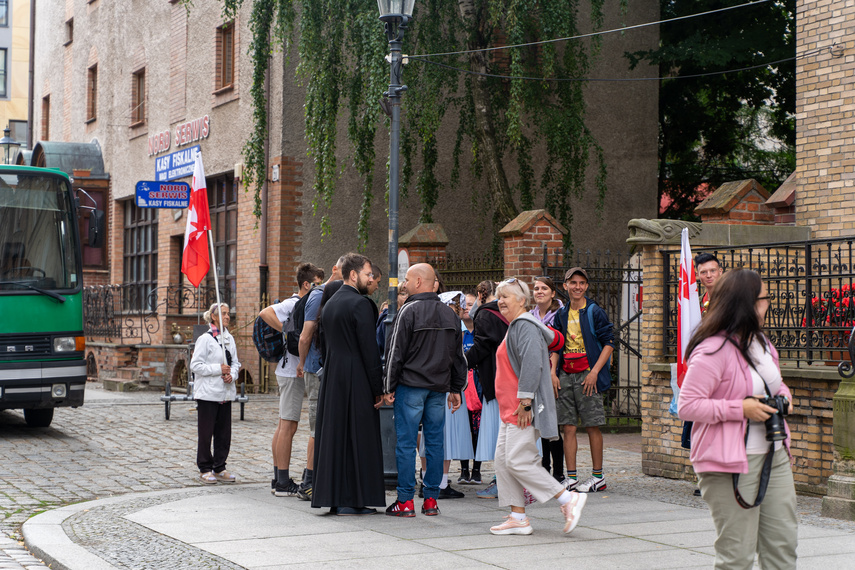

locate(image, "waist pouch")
[[562, 352, 589, 374]]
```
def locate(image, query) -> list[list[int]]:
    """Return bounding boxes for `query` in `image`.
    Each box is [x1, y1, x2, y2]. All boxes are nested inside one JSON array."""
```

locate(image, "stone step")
[[116, 367, 141, 380], [102, 377, 161, 393]]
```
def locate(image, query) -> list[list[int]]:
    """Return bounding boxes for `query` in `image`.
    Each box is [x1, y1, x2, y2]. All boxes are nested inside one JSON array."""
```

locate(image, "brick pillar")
[[398, 223, 449, 270], [498, 210, 566, 282]]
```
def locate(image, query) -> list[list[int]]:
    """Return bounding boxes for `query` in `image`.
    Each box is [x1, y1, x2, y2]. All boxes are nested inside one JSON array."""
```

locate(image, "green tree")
[[627, 0, 795, 219], [217, 0, 618, 246]]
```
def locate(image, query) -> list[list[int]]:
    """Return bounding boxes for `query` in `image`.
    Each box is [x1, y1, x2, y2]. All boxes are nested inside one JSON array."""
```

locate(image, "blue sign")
[[154, 145, 200, 182], [135, 181, 191, 209]]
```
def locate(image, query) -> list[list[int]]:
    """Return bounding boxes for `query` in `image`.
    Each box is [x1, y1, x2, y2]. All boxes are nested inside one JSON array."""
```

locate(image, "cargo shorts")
[[556, 370, 605, 428]]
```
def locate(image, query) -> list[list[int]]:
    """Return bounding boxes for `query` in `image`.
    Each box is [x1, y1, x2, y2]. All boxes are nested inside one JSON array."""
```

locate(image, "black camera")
[[759, 395, 789, 442]]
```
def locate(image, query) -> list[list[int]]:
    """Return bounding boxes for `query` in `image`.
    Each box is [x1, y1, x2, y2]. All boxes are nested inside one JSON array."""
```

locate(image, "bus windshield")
[[0, 174, 79, 292]]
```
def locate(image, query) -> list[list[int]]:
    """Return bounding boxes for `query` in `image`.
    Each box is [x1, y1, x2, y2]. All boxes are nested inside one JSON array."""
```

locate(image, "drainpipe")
[[27, 0, 36, 148], [258, 43, 271, 391]]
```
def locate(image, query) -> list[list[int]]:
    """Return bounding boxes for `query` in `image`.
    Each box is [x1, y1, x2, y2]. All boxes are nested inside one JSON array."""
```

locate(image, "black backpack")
[[285, 285, 321, 356], [253, 315, 285, 363]]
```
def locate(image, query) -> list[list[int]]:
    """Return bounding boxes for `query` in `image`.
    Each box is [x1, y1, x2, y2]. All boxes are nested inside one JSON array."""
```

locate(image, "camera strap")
[[732, 378, 775, 509]]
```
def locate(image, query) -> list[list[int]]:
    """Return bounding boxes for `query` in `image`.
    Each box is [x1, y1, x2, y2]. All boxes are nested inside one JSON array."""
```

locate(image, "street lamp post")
[[377, 0, 414, 327], [0, 126, 21, 165]]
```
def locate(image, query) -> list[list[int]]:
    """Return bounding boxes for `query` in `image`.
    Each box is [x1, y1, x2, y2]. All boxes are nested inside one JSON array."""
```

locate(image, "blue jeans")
[[394, 384, 446, 501]]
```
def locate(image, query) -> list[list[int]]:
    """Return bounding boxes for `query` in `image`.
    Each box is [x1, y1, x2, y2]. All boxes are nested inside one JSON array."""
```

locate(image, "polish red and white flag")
[[180, 150, 211, 288], [677, 227, 702, 388]]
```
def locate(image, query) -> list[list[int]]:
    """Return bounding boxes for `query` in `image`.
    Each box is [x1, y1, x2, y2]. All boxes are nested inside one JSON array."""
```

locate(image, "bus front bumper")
[[0, 360, 86, 410]]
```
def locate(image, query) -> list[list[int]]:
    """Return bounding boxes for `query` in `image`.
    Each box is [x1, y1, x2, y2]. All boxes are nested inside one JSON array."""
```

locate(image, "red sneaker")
[[385, 499, 415, 517], [422, 497, 440, 516]]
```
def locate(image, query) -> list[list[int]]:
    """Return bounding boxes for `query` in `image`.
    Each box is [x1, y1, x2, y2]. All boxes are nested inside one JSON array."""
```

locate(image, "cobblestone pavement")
[[1, 383, 301, 568], [3, 383, 855, 569]]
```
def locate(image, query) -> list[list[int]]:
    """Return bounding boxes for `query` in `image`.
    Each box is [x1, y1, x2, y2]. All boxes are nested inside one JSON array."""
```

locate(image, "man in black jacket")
[[383, 263, 467, 517]]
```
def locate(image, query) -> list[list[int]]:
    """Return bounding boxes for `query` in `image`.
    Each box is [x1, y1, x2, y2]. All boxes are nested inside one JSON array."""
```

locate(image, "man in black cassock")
[[311, 252, 386, 515]]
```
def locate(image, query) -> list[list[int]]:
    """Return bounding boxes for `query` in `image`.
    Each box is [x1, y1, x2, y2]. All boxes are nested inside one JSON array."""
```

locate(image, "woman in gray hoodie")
[[488, 278, 587, 536]]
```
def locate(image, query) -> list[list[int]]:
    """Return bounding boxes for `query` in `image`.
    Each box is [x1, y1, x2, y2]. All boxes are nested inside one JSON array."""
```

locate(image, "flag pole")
[[207, 229, 228, 366]]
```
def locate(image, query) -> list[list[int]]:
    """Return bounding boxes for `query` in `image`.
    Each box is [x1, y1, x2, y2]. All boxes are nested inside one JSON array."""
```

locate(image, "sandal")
[[214, 470, 236, 483], [200, 471, 217, 484]]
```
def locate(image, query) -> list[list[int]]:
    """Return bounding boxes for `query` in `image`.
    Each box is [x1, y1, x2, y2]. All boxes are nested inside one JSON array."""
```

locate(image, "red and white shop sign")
[[148, 115, 211, 157], [175, 115, 210, 147]]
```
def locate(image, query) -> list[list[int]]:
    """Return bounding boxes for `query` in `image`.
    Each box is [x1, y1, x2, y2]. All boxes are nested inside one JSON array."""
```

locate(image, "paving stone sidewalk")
[[4, 383, 855, 568]]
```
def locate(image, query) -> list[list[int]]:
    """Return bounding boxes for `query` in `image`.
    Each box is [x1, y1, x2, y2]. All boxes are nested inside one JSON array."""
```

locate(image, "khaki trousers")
[[495, 422, 565, 507], [698, 447, 797, 570]]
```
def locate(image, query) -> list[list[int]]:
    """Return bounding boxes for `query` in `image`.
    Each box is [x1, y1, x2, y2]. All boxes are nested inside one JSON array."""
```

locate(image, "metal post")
[[384, 17, 409, 329]]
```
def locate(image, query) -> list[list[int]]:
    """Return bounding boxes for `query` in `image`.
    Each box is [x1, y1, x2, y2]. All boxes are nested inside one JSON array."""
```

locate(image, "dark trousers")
[[196, 400, 232, 473], [540, 434, 565, 477]]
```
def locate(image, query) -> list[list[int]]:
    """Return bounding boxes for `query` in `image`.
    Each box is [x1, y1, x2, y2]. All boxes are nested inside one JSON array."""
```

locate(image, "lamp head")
[[377, 0, 415, 22]]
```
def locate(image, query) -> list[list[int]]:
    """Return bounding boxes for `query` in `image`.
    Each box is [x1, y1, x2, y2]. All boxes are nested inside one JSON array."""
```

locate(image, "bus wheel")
[[24, 408, 54, 428]]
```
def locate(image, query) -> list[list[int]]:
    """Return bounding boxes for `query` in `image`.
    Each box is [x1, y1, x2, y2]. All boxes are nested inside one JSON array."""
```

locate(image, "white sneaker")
[[490, 515, 533, 535], [576, 475, 606, 493], [559, 492, 587, 534], [560, 477, 578, 491]]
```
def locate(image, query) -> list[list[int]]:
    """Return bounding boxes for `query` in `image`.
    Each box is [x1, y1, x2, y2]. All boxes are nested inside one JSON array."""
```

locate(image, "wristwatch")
[[521, 401, 532, 411]]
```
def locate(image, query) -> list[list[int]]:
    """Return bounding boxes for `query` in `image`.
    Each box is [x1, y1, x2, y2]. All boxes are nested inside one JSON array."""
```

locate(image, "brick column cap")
[[399, 223, 449, 247], [694, 179, 770, 216], [765, 172, 796, 208], [498, 209, 567, 238]]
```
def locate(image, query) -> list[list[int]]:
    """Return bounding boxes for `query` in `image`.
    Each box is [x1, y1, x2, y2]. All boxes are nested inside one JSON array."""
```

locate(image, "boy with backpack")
[[553, 267, 615, 494], [258, 263, 324, 497]]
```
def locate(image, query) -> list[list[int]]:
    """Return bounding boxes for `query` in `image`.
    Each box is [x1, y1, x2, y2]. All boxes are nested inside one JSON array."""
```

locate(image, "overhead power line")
[[409, 0, 773, 59], [409, 45, 832, 83]]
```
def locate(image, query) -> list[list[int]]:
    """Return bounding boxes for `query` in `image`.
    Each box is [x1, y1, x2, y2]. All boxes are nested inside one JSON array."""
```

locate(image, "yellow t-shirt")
[[564, 301, 586, 353]]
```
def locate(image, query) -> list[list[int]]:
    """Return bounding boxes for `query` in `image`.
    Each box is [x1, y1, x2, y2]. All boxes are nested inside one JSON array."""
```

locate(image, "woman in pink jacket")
[[679, 269, 796, 569]]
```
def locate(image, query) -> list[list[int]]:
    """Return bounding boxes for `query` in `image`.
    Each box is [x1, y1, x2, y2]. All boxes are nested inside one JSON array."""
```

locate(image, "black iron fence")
[[540, 248, 643, 422], [83, 284, 225, 344], [663, 237, 855, 366], [431, 252, 505, 294]]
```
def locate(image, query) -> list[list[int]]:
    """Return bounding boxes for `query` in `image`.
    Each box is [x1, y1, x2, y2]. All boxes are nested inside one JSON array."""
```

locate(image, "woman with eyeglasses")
[[191, 303, 241, 485], [679, 269, 797, 569], [531, 276, 565, 481], [487, 278, 587, 535]]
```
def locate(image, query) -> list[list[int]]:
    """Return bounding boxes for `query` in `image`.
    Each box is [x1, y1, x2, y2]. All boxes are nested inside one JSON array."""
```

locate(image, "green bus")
[[0, 166, 104, 427]]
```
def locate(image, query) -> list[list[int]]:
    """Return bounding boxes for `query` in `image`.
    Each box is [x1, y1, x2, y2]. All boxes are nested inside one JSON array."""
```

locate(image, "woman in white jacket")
[[191, 303, 241, 484]]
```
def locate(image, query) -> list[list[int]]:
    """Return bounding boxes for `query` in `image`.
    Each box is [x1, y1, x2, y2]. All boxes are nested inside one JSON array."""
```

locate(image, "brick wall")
[[268, 156, 304, 300], [795, 1, 855, 236]]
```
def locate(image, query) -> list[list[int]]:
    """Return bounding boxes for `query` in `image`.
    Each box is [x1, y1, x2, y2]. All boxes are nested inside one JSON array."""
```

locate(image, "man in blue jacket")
[[553, 267, 614, 493]]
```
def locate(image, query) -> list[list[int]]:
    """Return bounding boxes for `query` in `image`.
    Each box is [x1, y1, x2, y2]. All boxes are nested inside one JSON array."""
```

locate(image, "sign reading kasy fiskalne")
[[155, 145, 200, 182], [148, 115, 210, 157]]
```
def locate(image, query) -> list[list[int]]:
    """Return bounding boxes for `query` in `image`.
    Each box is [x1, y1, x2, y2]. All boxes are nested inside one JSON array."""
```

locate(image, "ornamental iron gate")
[[540, 247, 643, 423]]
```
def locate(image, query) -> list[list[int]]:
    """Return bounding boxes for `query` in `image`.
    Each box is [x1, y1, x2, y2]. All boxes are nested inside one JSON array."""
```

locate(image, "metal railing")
[[663, 237, 855, 366], [431, 252, 505, 294], [83, 284, 226, 344]]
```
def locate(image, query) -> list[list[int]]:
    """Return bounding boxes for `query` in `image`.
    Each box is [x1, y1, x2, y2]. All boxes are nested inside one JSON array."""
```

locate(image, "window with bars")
[[216, 22, 235, 90], [0, 49, 6, 99], [205, 174, 237, 309], [41, 95, 50, 140], [131, 68, 145, 125], [86, 65, 97, 122], [123, 202, 158, 312]]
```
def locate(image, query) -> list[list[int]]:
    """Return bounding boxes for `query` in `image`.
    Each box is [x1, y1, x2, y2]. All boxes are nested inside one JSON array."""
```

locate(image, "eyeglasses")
[[756, 296, 770, 301], [361, 271, 375, 279]]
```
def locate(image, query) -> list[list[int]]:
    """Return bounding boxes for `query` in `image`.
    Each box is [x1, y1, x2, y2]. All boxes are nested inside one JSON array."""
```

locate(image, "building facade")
[[32, 0, 659, 390], [0, 0, 31, 146]]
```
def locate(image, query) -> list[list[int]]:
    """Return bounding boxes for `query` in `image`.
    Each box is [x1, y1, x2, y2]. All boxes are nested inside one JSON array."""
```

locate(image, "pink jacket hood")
[[677, 332, 791, 474]]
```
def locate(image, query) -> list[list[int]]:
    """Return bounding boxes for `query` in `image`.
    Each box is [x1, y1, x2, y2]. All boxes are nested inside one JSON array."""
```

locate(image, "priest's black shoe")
[[439, 485, 465, 499], [336, 507, 377, 516]]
